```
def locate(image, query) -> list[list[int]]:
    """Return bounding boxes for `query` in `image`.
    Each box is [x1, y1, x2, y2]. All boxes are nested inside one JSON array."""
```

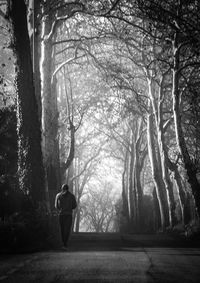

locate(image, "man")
[[55, 184, 77, 250]]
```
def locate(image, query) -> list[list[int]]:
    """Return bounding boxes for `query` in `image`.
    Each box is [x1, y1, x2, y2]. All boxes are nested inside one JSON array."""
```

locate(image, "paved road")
[[0, 233, 200, 282]]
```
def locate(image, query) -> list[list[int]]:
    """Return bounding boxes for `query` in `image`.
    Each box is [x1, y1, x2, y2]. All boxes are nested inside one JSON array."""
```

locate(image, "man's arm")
[[55, 194, 60, 210]]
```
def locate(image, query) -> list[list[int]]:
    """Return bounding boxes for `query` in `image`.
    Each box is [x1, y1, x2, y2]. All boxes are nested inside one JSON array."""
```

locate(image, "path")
[[0, 233, 200, 282]]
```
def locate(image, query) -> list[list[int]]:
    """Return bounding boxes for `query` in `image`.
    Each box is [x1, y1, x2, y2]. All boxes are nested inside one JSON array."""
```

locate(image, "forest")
[[0, 0, 200, 250]]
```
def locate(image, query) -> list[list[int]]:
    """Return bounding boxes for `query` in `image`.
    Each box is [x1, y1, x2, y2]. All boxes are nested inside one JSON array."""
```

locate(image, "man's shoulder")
[[68, 191, 75, 197], [56, 192, 62, 198], [56, 191, 75, 199]]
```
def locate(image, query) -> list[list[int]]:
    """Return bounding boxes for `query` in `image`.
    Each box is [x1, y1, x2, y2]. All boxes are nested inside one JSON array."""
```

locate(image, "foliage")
[[0, 105, 49, 251], [0, 13, 15, 106], [0, 105, 17, 172], [80, 182, 118, 232], [0, 199, 50, 251], [0, 105, 18, 220]]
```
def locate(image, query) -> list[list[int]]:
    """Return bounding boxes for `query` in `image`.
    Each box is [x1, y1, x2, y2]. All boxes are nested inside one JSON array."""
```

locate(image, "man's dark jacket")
[[55, 191, 77, 215]]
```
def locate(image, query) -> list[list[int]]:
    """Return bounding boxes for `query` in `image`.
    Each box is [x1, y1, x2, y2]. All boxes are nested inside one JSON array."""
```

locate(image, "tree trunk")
[[152, 187, 161, 230], [28, 0, 42, 120], [63, 120, 76, 172], [8, 0, 45, 203], [40, 15, 61, 210], [147, 111, 169, 230], [166, 154, 186, 225], [122, 151, 130, 229], [147, 77, 176, 228], [172, 33, 200, 218], [128, 135, 135, 228], [135, 161, 144, 231], [137, 148, 148, 231], [132, 119, 144, 232], [157, 93, 176, 227]]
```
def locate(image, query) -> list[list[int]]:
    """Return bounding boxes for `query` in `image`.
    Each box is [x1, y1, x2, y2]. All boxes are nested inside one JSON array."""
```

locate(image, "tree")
[[134, 0, 200, 218], [2, 0, 199, 237], [0, 105, 17, 176], [0, 105, 18, 220], [6, 0, 46, 204], [90, 1, 199, 228], [81, 182, 117, 232], [38, 1, 87, 208], [73, 149, 102, 232]]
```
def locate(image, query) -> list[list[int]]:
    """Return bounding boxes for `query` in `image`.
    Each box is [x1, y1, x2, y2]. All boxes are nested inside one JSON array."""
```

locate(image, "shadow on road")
[[59, 232, 200, 252]]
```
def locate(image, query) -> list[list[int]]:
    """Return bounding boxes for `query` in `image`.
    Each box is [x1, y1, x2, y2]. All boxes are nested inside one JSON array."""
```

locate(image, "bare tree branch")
[[103, 0, 121, 16], [51, 45, 80, 82], [0, 9, 7, 21]]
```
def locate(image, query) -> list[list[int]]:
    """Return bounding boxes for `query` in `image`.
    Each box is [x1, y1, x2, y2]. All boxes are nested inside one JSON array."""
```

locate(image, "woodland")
[[0, 0, 200, 250]]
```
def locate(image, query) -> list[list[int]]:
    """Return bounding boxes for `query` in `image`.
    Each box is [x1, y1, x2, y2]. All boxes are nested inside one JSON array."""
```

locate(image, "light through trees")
[[0, 0, 200, 235], [51, 2, 200, 233]]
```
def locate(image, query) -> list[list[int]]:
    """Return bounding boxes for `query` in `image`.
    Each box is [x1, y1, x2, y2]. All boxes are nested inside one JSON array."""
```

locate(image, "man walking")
[[55, 184, 77, 250]]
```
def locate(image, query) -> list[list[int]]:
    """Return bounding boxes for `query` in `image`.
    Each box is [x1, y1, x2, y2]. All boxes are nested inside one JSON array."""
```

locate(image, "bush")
[[0, 204, 51, 252], [184, 221, 200, 239]]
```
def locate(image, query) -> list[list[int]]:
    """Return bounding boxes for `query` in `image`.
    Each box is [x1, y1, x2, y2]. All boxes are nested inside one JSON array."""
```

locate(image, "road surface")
[[0, 233, 200, 282]]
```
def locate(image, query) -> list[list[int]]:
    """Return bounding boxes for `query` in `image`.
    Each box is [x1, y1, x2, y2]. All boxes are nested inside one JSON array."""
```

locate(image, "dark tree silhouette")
[[7, 0, 45, 204]]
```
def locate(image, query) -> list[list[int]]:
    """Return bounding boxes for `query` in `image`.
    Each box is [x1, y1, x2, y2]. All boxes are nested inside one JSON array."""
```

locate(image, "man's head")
[[61, 184, 69, 192]]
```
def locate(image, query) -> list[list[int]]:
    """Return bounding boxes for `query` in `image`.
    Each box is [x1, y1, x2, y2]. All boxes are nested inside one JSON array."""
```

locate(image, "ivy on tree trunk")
[[8, 0, 45, 203]]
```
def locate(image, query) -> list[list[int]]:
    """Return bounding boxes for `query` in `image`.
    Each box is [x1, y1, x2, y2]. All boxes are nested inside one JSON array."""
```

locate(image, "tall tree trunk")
[[166, 155, 186, 225], [8, 0, 45, 204], [125, 150, 131, 223], [152, 187, 161, 230], [147, 77, 176, 228], [147, 111, 169, 230], [128, 135, 135, 228], [137, 147, 148, 231], [40, 15, 61, 210], [133, 119, 144, 231], [157, 85, 176, 228], [172, 32, 200, 218], [135, 160, 144, 231], [28, 0, 42, 120], [122, 150, 130, 228]]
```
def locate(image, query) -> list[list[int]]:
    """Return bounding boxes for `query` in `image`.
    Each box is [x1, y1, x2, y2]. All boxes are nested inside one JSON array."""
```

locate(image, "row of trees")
[[55, 0, 200, 232], [0, 0, 200, 236]]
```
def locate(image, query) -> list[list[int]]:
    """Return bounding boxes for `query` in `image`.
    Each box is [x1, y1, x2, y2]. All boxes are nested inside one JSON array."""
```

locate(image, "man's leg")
[[59, 214, 66, 246], [64, 215, 72, 247]]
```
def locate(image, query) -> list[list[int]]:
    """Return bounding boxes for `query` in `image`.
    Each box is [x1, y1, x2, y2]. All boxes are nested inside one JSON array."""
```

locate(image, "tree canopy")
[[0, 0, 200, 242]]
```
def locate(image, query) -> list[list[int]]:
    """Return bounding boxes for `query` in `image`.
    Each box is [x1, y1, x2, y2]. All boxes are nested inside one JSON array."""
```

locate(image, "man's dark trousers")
[[59, 214, 72, 247]]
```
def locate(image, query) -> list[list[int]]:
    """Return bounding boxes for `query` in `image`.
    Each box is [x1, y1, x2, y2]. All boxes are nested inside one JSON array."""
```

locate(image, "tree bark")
[[172, 32, 200, 218], [40, 14, 61, 210], [8, 0, 46, 204], [147, 76, 176, 228], [122, 149, 130, 228], [157, 84, 176, 228], [132, 118, 144, 231], [28, 0, 42, 120], [128, 133, 135, 228], [147, 111, 169, 230], [166, 153, 186, 225]]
